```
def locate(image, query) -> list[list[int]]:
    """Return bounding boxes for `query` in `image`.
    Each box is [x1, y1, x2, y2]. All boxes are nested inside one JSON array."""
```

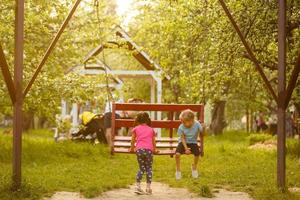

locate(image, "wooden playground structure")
[[64, 27, 168, 130], [0, 0, 299, 191]]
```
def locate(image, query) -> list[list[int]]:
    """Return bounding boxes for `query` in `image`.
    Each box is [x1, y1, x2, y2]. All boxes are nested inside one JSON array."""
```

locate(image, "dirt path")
[[44, 182, 252, 200]]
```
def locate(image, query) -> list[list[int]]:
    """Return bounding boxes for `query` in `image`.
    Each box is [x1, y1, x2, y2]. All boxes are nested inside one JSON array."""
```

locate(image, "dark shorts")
[[175, 142, 200, 156], [103, 112, 120, 129]]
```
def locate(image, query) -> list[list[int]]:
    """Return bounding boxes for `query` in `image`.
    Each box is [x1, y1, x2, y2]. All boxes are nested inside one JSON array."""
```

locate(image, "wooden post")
[[200, 105, 204, 156], [277, 0, 287, 189], [0, 44, 16, 103], [169, 112, 174, 157], [111, 102, 116, 155], [150, 79, 156, 119], [72, 103, 79, 128], [284, 54, 300, 108], [156, 76, 162, 137], [12, 0, 24, 190], [246, 109, 250, 132], [250, 109, 253, 132]]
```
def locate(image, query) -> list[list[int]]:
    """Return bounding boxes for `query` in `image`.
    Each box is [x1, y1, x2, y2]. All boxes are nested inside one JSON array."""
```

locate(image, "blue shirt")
[[178, 121, 202, 144]]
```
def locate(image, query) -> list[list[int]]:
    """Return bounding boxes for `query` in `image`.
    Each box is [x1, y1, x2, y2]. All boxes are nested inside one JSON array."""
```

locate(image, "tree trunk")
[[210, 100, 227, 135], [246, 108, 250, 132], [23, 112, 34, 131], [250, 109, 254, 132]]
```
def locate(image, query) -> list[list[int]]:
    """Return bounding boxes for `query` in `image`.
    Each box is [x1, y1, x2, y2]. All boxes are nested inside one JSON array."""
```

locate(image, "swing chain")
[[94, 0, 115, 111]]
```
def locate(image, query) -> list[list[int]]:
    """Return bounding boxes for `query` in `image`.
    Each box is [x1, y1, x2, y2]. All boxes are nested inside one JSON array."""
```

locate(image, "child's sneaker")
[[145, 188, 152, 195], [134, 186, 145, 195], [175, 171, 182, 180], [191, 166, 199, 178]]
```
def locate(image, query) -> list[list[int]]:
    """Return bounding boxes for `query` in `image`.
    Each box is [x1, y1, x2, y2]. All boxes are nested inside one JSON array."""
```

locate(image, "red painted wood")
[[112, 103, 204, 156], [114, 142, 179, 148], [114, 148, 203, 155], [115, 119, 203, 128], [114, 148, 175, 155], [111, 103, 116, 155], [114, 136, 201, 143], [115, 103, 204, 112], [114, 136, 181, 142]]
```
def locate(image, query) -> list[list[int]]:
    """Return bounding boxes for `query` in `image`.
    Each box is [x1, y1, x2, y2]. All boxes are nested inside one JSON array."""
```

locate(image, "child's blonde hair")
[[179, 109, 195, 121]]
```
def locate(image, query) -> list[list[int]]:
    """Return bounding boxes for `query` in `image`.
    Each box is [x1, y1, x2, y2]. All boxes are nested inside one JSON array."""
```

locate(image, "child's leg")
[[136, 150, 146, 184], [175, 153, 181, 171], [175, 143, 185, 172], [144, 150, 153, 187], [193, 155, 199, 170], [190, 144, 200, 170]]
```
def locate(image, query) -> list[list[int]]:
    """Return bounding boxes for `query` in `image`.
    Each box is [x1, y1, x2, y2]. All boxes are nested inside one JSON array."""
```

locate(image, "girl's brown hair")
[[134, 112, 151, 126]]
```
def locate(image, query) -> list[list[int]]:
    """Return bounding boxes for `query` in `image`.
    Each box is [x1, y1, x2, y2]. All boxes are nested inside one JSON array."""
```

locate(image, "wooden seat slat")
[[114, 148, 203, 156], [114, 141, 179, 148], [114, 136, 201, 143], [114, 136, 179, 142], [114, 148, 175, 155]]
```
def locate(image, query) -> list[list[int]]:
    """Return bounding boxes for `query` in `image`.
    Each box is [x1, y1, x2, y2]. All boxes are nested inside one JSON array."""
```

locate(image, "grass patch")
[[0, 129, 299, 200], [248, 133, 274, 145], [287, 139, 300, 157]]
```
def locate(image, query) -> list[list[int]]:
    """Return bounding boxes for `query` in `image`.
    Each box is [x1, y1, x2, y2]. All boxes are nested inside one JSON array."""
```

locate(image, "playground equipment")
[[0, 0, 298, 190], [110, 103, 204, 156]]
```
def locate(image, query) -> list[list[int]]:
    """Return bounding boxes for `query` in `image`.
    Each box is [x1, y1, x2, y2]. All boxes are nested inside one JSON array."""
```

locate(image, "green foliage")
[[56, 116, 71, 133], [128, 0, 300, 126], [0, 0, 119, 122]]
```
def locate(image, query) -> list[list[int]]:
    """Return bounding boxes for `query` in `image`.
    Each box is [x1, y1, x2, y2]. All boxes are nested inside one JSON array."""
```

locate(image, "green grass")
[[248, 133, 274, 145], [0, 130, 299, 200]]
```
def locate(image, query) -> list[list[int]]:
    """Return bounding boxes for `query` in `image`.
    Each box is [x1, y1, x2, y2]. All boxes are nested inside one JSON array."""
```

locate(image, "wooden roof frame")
[[66, 59, 124, 86], [83, 26, 164, 72]]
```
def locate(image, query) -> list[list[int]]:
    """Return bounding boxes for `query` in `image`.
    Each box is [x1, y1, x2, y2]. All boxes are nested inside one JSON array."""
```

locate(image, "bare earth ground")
[[44, 182, 252, 200], [248, 140, 277, 151]]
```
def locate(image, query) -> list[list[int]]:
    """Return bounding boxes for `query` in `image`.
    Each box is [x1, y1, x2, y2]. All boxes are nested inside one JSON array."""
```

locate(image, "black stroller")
[[71, 112, 107, 144]]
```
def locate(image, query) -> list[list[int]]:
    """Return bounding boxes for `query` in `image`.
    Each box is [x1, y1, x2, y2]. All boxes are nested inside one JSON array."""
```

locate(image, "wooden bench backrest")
[[112, 103, 204, 128], [111, 103, 205, 155]]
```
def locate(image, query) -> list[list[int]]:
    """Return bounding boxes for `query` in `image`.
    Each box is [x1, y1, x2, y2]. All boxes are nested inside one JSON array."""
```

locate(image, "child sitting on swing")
[[129, 112, 158, 195], [175, 109, 203, 180]]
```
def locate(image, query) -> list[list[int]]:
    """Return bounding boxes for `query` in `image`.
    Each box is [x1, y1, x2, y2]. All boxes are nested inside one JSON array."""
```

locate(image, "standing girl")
[[129, 112, 157, 195]]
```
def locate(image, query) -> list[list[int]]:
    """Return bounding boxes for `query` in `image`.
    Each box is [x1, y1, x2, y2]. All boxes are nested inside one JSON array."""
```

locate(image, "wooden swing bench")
[[111, 103, 204, 156]]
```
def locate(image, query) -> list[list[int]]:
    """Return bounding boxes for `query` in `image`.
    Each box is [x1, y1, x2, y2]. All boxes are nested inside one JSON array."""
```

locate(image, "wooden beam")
[[12, 0, 24, 190], [0, 44, 16, 103], [218, 0, 278, 103], [114, 103, 204, 113], [277, 0, 287, 189], [79, 69, 155, 76], [23, 0, 82, 97], [285, 54, 300, 108]]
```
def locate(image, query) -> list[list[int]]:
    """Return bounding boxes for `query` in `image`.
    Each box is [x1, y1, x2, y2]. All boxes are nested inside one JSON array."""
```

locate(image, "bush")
[[287, 139, 300, 157], [248, 134, 274, 145], [199, 185, 213, 198]]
